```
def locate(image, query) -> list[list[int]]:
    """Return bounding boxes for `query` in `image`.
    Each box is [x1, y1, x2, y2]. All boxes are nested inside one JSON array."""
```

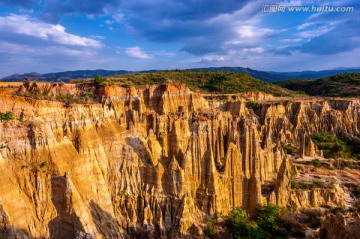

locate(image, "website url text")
[[262, 5, 354, 13]]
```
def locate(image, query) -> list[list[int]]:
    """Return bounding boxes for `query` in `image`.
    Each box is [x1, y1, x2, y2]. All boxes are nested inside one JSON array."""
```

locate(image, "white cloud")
[[154, 50, 177, 57], [0, 40, 97, 57], [297, 22, 314, 30], [113, 13, 125, 23], [243, 47, 264, 53], [0, 14, 104, 77], [90, 35, 106, 40], [236, 25, 276, 39], [0, 14, 102, 48], [281, 38, 303, 43], [125, 46, 152, 59], [296, 26, 333, 38], [105, 20, 114, 25], [278, 0, 304, 6], [199, 55, 226, 62]]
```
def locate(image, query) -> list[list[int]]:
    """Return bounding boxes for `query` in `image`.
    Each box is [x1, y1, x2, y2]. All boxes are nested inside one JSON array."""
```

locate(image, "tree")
[[93, 75, 105, 85], [254, 205, 280, 235], [23, 78, 30, 89], [225, 208, 265, 239]]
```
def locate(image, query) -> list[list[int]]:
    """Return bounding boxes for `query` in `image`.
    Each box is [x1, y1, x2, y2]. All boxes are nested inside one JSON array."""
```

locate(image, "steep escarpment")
[[0, 83, 359, 238]]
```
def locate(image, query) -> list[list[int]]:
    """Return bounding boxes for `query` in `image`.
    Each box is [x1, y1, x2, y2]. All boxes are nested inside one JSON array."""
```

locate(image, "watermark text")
[[262, 5, 354, 13]]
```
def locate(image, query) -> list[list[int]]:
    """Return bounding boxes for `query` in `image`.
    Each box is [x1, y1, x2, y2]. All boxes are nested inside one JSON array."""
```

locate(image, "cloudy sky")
[[0, 0, 359, 76]]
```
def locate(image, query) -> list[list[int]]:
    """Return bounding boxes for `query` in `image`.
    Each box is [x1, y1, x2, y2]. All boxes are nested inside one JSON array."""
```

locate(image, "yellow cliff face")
[[0, 83, 359, 238]]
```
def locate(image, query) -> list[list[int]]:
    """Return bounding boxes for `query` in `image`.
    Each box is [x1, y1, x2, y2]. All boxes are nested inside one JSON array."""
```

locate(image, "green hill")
[[74, 70, 298, 96], [4, 67, 360, 83], [277, 73, 360, 97]]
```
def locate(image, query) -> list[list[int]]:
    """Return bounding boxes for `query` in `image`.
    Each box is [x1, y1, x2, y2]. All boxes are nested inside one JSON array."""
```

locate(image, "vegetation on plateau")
[[290, 179, 333, 190], [16, 79, 99, 107], [72, 71, 300, 96], [311, 132, 360, 160], [277, 73, 360, 97]]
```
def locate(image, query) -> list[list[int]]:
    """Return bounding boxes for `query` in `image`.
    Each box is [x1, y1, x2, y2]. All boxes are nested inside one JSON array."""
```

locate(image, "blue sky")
[[0, 0, 359, 77]]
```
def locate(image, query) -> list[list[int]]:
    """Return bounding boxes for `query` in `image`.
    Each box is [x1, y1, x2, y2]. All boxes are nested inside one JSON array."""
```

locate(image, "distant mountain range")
[[0, 70, 132, 83], [1, 67, 360, 83], [191, 67, 360, 82]]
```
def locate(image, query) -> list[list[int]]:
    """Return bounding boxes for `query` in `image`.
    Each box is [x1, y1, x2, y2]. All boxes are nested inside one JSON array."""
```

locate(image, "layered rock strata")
[[0, 83, 359, 238]]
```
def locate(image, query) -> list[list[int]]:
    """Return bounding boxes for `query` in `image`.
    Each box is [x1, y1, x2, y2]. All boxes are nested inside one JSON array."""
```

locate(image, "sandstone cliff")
[[0, 83, 359, 238]]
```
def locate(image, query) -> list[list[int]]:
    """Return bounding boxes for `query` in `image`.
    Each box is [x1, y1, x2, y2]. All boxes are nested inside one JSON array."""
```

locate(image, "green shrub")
[[39, 161, 47, 168], [289, 168, 297, 176], [330, 206, 345, 214], [291, 181, 299, 189], [350, 200, 360, 212], [312, 132, 336, 143], [204, 221, 216, 238], [283, 100, 291, 105], [0, 111, 14, 121], [296, 165, 304, 171], [327, 181, 335, 189], [245, 101, 260, 111], [226, 208, 248, 228], [311, 159, 323, 167], [283, 144, 297, 154], [204, 214, 219, 239], [312, 180, 325, 188], [355, 186, 360, 198], [299, 181, 308, 189], [64, 100, 72, 108], [84, 91, 94, 98], [23, 78, 30, 89]]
